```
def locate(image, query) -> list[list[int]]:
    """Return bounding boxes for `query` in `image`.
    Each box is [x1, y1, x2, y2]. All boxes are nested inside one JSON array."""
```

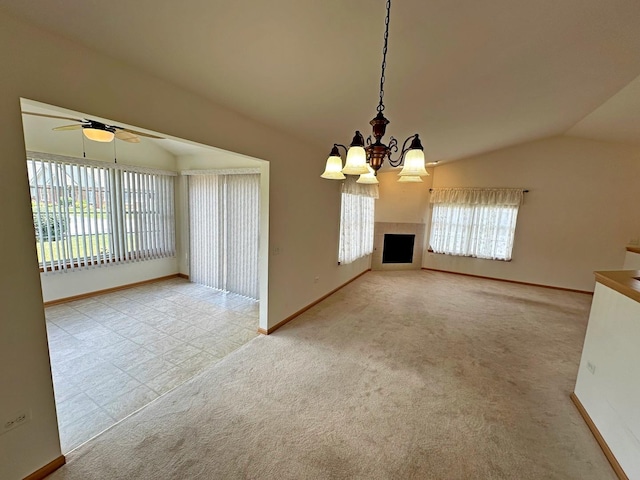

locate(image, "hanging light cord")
[[377, 0, 391, 113]]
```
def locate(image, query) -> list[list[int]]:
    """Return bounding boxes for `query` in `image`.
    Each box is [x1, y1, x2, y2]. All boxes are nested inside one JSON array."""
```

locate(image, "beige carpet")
[[49, 271, 615, 479]]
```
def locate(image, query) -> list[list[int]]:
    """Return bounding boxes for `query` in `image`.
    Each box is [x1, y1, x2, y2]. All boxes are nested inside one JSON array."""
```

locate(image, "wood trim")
[[23, 455, 66, 480], [258, 269, 371, 335], [626, 246, 640, 254], [177, 273, 190, 280], [594, 270, 640, 304], [570, 393, 628, 480], [43, 274, 185, 306], [421, 268, 593, 295]]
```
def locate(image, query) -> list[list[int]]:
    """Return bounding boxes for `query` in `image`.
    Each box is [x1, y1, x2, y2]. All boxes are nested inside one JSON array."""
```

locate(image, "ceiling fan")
[[22, 112, 163, 143]]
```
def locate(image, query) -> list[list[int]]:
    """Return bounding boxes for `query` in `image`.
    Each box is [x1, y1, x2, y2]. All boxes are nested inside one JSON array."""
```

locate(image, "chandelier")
[[321, 0, 428, 185]]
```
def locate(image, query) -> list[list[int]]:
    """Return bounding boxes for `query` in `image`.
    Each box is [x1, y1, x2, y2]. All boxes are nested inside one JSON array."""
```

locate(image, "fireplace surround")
[[372, 222, 425, 270]]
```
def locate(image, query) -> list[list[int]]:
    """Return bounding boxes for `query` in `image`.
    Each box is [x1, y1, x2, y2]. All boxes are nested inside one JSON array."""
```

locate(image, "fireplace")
[[372, 222, 425, 271], [382, 234, 415, 263]]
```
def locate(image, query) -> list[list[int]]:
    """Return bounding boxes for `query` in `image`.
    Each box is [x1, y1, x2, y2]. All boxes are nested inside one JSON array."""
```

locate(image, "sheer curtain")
[[429, 188, 523, 261], [338, 177, 377, 264]]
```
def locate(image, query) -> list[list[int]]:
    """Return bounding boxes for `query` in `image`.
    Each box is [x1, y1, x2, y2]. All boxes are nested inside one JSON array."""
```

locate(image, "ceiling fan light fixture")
[[83, 127, 115, 143]]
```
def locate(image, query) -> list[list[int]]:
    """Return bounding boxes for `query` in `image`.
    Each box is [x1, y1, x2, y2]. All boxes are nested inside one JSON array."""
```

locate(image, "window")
[[429, 188, 523, 261], [338, 177, 377, 264], [27, 152, 176, 272]]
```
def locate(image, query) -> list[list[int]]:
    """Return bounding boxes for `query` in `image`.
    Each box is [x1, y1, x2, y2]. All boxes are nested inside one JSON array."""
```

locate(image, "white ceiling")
[[4, 0, 640, 162], [20, 99, 264, 167]]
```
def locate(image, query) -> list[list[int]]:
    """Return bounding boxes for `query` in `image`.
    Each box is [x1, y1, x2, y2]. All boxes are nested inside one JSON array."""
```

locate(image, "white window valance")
[[342, 176, 379, 199], [429, 188, 524, 206]]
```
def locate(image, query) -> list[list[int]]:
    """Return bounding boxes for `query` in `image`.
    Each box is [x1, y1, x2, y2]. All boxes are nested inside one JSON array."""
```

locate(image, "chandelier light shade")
[[320, 0, 429, 185], [342, 132, 369, 175], [397, 175, 424, 183], [398, 143, 428, 177], [83, 127, 115, 142], [357, 165, 380, 184], [321, 146, 346, 179]]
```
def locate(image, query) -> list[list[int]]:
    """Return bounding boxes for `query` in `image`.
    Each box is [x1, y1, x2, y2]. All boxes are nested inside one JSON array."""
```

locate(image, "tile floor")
[[45, 278, 259, 453]]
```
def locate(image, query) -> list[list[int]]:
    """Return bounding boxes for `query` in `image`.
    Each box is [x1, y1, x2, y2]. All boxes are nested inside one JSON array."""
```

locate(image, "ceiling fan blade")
[[114, 130, 141, 143], [22, 111, 84, 123], [52, 124, 83, 131], [116, 127, 163, 139]]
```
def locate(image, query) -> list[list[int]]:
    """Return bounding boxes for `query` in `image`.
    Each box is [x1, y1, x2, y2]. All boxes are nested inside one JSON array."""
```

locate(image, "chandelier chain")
[[322, 0, 427, 181], [377, 0, 391, 113]]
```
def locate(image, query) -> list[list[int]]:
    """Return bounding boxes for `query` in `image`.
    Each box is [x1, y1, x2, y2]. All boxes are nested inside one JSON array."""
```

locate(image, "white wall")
[[177, 152, 263, 170], [623, 251, 640, 270], [574, 282, 640, 479], [423, 136, 640, 291], [40, 259, 178, 303], [0, 10, 367, 480], [375, 169, 433, 224]]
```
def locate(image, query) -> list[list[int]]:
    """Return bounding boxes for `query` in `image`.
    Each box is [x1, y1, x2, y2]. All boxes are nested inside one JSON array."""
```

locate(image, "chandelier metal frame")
[[321, 0, 428, 184]]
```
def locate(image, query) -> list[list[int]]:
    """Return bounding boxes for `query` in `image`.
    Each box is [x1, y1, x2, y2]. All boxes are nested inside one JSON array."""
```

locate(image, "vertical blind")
[[27, 152, 176, 272], [188, 173, 260, 299], [188, 175, 225, 290], [225, 174, 260, 298], [108, 169, 176, 263]]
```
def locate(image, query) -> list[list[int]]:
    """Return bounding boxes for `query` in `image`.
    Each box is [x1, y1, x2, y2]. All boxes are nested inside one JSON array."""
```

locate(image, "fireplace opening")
[[382, 234, 415, 264]]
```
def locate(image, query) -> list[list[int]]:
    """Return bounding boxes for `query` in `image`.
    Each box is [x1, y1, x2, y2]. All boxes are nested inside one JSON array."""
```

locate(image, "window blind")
[[188, 173, 260, 299], [27, 153, 176, 272]]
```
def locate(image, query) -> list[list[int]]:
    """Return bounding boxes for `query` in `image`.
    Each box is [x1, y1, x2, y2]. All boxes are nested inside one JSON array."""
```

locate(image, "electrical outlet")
[[1, 410, 30, 435], [587, 362, 596, 375], [629, 237, 640, 246], [314, 276, 320, 283]]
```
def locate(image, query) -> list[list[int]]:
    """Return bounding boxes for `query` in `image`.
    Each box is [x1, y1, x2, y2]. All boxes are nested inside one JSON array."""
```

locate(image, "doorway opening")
[[21, 98, 269, 453]]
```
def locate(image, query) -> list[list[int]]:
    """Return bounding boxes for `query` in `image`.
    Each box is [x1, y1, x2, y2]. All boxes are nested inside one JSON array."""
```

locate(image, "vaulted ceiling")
[[3, 0, 640, 162]]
